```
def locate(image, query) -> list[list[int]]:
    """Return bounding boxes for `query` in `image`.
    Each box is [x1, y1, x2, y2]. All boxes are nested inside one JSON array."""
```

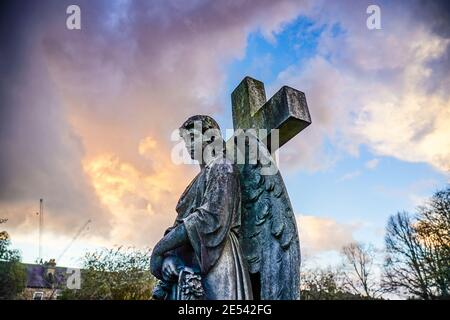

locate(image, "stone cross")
[[231, 76, 311, 151]]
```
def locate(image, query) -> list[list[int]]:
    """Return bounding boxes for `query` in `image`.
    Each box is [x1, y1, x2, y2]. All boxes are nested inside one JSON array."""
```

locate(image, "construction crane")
[[36, 198, 44, 262], [35, 199, 91, 264], [56, 219, 92, 263], [50, 219, 91, 300]]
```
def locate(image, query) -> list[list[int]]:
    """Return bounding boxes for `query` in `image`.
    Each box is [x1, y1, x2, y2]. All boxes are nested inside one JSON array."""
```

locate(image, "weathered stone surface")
[[150, 77, 311, 300], [150, 115, 252, 300], [231, 76, 310, 300], [233, 132, 300, 300], [231, 76, 311, 150]]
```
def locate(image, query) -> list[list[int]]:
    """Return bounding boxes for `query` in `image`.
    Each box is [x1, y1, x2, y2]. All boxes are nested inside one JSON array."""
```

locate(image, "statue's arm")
[[154, 223, 189, 254], [150, 224, 189, 279]]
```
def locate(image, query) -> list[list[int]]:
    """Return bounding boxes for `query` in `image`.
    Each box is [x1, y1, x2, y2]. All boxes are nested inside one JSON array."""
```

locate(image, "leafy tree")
[[0, 219, 27, 300], [0, 218, 8, 238], [60, 246, 156, 300], [300, 267, 367, 300], [383, 186, 450, 299]]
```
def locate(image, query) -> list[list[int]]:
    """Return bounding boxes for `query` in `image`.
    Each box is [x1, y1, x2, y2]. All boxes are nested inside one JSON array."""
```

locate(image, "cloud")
[[276, 0, 450, 174], [337, 170, 361, 182], [336, 158, 379, 183], [0, 2, 111, 237], [0, 0, 309, 251], [81, 136, 194, 245], [1, 0, 449, 263], [365, 158, 380, 170], [296, 214, 358, 255], [375, 178, 442, 208]]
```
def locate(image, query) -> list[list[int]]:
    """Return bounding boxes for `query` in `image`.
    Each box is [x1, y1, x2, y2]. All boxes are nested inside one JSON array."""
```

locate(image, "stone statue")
[[150, 77, 311, 300], [150, 115, 253, 300], [230, 77, 311, 300]]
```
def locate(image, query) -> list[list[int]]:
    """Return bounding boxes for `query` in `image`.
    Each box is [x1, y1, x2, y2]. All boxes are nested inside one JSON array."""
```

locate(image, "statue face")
[[182, 127, 204, 161]]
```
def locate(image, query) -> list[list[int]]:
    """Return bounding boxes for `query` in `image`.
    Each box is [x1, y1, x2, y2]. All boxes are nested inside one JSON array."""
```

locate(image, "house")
[[22, 259, 71, 300]]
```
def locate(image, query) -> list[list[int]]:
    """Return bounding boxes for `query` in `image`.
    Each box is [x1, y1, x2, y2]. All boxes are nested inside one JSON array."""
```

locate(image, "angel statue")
[[234, 131, 301, 300], [150, 115, 253, 300], [151, 110, 304, 300]]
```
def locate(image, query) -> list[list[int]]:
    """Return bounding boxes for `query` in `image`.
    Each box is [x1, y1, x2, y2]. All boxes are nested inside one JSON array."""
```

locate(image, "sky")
[[0, 0, 449, 269]]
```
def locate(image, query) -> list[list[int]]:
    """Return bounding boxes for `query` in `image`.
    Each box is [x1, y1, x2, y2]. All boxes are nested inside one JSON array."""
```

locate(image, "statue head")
[[179, 115, 222, 162]]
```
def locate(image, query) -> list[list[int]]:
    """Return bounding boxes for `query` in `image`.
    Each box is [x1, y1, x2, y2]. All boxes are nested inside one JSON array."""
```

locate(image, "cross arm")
[[231, 77, 311, 151]]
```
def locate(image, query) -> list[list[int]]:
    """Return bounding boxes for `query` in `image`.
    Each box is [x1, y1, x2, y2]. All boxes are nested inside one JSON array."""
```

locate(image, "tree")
[[0, 218, 8, 241], [341, 242, 383, 299], [416, 187, 450, 297], [60, 246, 157, 300], [300, 267, 366, 300], [0, 219, 27, 300], [383, 186, 450, 299], [384, 212, 432, 298]]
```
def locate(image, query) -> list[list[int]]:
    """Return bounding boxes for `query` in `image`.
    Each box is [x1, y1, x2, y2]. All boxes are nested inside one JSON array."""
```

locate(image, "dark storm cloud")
[[417, 0, 450, 38], [414, 0, 450, 95], [0, 0, 447, 259], [0, 1, 111, 234], [0, 0, 307, 244]]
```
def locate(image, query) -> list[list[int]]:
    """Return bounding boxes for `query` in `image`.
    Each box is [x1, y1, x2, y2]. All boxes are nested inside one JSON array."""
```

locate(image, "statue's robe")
[[166, 157, 253, 300]]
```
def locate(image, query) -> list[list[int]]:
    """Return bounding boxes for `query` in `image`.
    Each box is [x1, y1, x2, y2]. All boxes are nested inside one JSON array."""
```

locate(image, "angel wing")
[[234, 133, 301, 300]]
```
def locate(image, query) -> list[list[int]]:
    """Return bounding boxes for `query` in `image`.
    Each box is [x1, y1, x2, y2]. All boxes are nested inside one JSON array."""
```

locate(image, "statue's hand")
[[162, 256, 182, 281], [150, 224, 188, 280]]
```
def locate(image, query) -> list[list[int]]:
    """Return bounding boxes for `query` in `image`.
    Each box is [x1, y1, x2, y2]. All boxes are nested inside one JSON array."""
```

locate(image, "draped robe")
[[165, 157, 253, 300]]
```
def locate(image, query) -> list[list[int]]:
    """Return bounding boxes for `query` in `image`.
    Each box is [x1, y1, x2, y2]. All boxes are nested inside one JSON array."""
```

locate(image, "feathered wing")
[[236, 135, 301, 300]]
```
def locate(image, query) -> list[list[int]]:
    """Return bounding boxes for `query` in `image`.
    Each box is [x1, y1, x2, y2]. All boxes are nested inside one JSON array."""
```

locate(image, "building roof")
[[24, 263, 68, 289]]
